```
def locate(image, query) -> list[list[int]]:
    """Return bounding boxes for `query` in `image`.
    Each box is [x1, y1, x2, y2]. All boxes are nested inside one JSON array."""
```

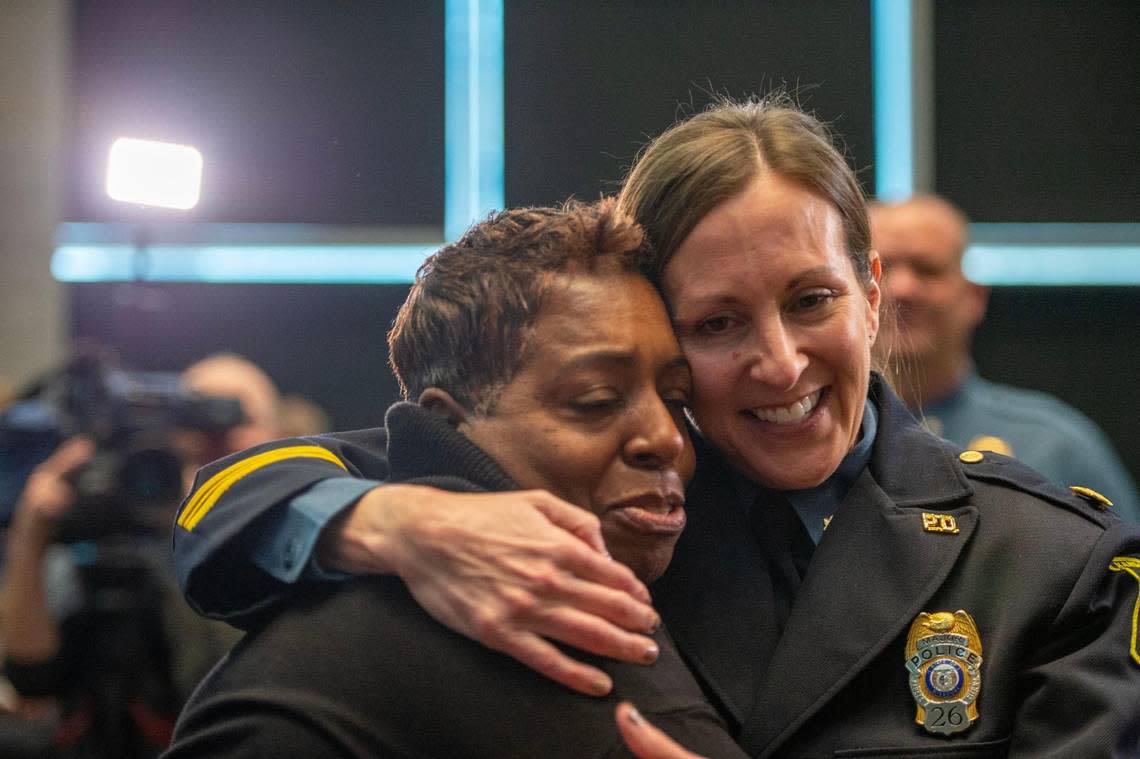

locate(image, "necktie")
[[749, 492, 815, 632]]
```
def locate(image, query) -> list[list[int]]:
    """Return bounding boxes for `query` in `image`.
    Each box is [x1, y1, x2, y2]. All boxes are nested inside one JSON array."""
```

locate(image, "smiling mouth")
[[747, 388, 823, 425]]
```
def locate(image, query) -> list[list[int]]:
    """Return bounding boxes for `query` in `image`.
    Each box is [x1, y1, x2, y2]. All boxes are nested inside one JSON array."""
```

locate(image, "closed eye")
[[569, 395, 623, 414]]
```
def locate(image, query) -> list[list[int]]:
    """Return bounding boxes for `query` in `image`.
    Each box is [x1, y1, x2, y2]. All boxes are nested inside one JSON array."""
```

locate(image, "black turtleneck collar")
[[384, 402, 517, 493]]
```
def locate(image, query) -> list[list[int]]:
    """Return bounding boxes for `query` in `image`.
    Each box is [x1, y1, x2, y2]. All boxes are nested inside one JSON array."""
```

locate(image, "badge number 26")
[[925, 701, 969, 734]]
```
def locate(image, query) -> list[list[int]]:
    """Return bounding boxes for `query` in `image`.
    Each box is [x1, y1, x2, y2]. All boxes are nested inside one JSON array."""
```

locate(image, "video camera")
[[0, 353, 244, 540]]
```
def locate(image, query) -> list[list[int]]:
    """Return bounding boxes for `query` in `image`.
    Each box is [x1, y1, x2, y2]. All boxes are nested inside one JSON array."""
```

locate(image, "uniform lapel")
[[653, 440, 782, 732], [738, 379, 978, 757]]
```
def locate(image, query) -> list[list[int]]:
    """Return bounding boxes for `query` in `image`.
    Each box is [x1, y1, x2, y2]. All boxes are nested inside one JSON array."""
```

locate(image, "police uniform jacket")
[[173, 378, 1140, 758], [166, 402, 743, 759], [653, 374, 1140, 758]]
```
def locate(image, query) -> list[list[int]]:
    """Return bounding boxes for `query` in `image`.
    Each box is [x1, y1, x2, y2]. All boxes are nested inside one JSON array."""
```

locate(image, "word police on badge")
[[905, 610, 983, 735]]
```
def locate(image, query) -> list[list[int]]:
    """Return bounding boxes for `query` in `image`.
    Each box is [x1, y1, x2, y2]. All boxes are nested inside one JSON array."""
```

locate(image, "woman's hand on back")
[[316, 484, 662, 696]]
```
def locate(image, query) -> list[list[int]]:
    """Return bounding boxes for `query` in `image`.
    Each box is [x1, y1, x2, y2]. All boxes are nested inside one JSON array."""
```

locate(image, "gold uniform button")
[[959, 450, 985, 464], [1070, 485, 1114, 510]]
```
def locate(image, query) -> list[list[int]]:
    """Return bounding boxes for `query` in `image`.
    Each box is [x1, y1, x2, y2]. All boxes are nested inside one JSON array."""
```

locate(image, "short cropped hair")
[[388, 197, 651, 414]]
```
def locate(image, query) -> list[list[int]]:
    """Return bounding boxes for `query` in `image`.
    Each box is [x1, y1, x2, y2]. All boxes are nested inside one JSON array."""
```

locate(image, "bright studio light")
[[106, 137, 203, 210]]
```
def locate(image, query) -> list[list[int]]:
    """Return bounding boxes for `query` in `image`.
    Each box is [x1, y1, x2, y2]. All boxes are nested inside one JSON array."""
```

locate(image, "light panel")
[[444, 0, 504, 241], [963, 224, 1140, 285], [55, 0, 506, 284], [56, 2, 1137, 286], [52, 243, 441, 284], [963, 245, 1140, 286], [106, 137, 203, 210], [871, 0, 913, 201]]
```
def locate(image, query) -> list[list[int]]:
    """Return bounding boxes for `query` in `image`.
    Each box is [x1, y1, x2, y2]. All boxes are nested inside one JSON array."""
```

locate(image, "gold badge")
[[1108, 557, 1140, 666], [922, 513, 960, 534], [905, 610, 982, 735]]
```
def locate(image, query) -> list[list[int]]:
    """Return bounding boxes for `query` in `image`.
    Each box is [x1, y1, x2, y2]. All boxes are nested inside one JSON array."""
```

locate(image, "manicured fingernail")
[[642, 643, 659, 664], [592, 678, 612, 695], [646, 613, 661, 633], [626, 705, 644, 726]]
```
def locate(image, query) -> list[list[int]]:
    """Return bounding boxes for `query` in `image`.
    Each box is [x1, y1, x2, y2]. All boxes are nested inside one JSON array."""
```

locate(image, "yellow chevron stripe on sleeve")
[[177, 445, 348, 531], [1110, 557, 1140, 667]]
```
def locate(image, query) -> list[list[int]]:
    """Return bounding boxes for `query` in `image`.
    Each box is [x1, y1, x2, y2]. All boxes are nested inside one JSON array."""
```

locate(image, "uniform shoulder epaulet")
[[954, 449, 1115, 528]]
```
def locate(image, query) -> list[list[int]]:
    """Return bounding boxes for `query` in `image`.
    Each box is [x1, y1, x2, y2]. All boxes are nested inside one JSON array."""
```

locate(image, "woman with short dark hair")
[[165, 199, 746, 758]]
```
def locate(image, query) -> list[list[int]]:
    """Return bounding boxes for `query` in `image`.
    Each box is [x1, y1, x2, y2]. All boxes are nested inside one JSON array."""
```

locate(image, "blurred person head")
[[178, 354, 282, 485], [388, 198, 694, 581], [869, 195, 988, 405], [276, 394, 332, 438], [617, 96, 882, 491]]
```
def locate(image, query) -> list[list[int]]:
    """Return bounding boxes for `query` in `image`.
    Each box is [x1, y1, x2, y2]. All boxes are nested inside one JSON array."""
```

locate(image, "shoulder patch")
[[1108, 557, 1140, 667], [957, 450, 1113, 528]]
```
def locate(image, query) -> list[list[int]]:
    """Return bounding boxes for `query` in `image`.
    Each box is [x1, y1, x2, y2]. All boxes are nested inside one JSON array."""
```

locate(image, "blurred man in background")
[[0, 353, 280, 758], [275, 393, 332, 438], [870, 194, 1139, 522]]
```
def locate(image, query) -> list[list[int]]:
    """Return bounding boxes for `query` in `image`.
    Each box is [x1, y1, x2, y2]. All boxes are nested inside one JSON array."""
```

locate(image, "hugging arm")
[[163, 704, 349, 759], [173, 430, 661, 695]]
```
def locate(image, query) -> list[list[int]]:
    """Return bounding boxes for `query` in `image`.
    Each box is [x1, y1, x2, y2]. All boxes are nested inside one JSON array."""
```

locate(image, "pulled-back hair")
[[388, 197, 651, 414], [618, 94, 873, 287]]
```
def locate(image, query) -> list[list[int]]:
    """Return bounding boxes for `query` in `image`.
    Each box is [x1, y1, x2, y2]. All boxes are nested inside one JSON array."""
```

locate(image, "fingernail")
[[646, 613, 661, 634], [592, 678, 612, 695], [626, 705, 644, 726], [642, 643, 659, 664]]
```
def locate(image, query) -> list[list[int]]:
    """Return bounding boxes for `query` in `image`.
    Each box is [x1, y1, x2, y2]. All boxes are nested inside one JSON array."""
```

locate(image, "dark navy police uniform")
[[166, 403, 743, 758], [173, 377, 1140, 757]]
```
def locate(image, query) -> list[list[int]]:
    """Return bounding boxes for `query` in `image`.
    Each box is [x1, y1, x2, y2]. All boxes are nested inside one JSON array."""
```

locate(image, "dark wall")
[[934, 1, 1140, 221], [504, 1, 873, 205], [68, 282, 410, 430], [65, 2, 1139, 482], [931, 1, 1140, 481], [68, 0, 445, 225], [972, 288, 1139, 483]]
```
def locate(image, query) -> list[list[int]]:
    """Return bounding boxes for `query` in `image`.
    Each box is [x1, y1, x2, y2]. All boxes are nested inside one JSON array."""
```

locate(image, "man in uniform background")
[[870, 194, 1139, 522]]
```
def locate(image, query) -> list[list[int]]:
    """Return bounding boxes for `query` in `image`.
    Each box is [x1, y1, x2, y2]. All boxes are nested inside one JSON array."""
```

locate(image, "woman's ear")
[[865, 249, 883, 343], [418, 388, 471, 427]]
